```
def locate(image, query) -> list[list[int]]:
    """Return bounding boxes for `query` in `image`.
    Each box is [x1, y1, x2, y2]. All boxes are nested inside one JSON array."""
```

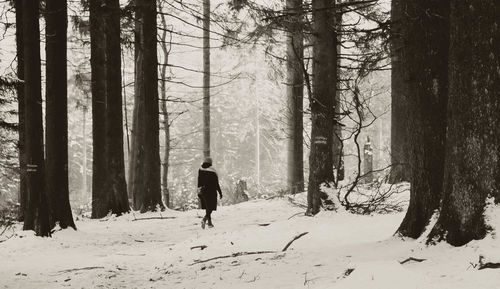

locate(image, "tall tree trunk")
[[307, 0, 336, 215], [22, 0, 51, 236], [389, 0, 410, 184], [428, 0, 500, 246], [332, 0, 343, 184], [286, 0, 304, 194], [203, 0, 211, 159], [396, 0, 449, 238], [15, 0, 26, 222], [90, 0, 108, 218], [130, 0, 163, 212], [159, 3, 171, 208], [45, 0, 76, 230], [104, 0, 130, 215]]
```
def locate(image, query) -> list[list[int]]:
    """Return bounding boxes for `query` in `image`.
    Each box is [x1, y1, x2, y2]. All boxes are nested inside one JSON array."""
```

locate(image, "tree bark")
[[307, 0, 336, 215], [332, 0, 343, 184], [389, 0, 410, 184], [203, 0, 211, 159], [286, 0, 304, 194], [130, 0, 163, 212], [90, 0, 108, 218], [428, 0, 500, 246], [15, 0, 26, 222], [103, 0, 130, 216], [22, 0, 51, 236], [45, 0, 75, 230], [396, 0, 449, 238], [159, 4, 171, 208]]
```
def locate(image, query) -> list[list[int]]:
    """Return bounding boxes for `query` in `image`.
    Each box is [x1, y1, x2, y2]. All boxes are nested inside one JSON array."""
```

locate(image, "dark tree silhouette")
[[428, 0, 500, 246], [285, 0, 304, 194], [129, 0, 163, 212], [396, 0, 449, 238], [22, 0, 50, 236], [45, 0, 76, 230], [307, 0, 336, 215], [90, 0, 108, 218]]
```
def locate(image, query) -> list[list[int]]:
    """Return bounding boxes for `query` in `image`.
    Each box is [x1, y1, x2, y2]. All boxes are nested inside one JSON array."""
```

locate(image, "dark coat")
[[197, 164, 222, 211]]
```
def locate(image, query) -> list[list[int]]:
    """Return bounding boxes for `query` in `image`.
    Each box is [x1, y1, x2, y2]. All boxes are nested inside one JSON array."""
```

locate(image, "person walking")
[[197, 157, 223, 228]]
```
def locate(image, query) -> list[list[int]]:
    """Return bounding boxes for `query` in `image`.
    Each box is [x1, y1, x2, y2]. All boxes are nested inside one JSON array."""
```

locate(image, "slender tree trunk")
[[396, 0, 449, 238], [428, 0, 500, 246], [104, 0, 130, 215], [286, 0, 304, 194], [82, 106, 87, 199], [159, 4, 171, 208], [45, 0, 76, 230], [332, 0, 343, 184], [90, 0, 108, 218], [130, 0, 163, 212], [15, 0, 26, 222], [22, 0, 51, 236], [389, 0, 410, 184], [307, 0, 336, 215], [203, 0, 211, 159]]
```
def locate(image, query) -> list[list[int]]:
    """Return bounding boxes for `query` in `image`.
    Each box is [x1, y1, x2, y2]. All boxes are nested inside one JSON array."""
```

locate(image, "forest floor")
[[1, 193, 500, 289]]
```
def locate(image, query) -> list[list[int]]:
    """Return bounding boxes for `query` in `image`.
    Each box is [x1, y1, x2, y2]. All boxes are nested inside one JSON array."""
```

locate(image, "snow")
[[1, 196, 500, 288]]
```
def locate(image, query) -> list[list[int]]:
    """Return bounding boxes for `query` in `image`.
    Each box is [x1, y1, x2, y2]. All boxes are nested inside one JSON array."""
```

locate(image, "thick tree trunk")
[[130, 0, 163, 212], [389, 0, 410, 184], [90, 0, 108, 218], [307, 0, 336, 215], [203, 0, 211, 159], [286, 0, 304, 194], [45, 0, 75, 230], [428, 0, 500, 246], [15, 0, 26, 222], [104, 0, 130, 216], [396, 0, 449, 238], [22, 0, 51, 236]]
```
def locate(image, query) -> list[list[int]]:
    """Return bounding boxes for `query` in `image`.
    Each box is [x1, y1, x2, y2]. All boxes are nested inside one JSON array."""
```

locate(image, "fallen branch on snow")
[[478, 255, 500, 270], [189, 251, 276, 266], [399, 257, 426, 265], [57, 266, 105, 273], [132, 216, 176, 221], [282, 232, 309, 252], [191, 245, 207, 250]]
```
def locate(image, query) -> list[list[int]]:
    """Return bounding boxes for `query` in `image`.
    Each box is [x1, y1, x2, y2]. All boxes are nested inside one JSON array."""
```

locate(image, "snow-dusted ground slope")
[[1, 197, 499, 288]]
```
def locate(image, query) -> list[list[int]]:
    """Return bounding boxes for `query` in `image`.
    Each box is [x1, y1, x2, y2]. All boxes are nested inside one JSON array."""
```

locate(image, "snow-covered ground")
[[1, 196, 500, 289]]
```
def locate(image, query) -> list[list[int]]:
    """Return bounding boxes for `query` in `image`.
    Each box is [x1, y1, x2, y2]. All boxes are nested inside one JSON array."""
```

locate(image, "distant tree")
[[396, 0, 449, 238], [285, 0, 304, 194], [158, 0, 171, 208], [14, 0, 26, 222], [45, 0, 76, 230], [103, 0, 129, 215], [22, 0, 51, 236], [203, 0, 211, 159], [428, 0, 500, 246], [129, 0, 163, 212], [90, 0, 108, 218], [307, 0, 336, 215], [388, 0, 410, 183]]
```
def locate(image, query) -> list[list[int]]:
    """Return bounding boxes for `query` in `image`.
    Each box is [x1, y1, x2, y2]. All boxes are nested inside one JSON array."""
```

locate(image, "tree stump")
[[234, 180, 249, 204]]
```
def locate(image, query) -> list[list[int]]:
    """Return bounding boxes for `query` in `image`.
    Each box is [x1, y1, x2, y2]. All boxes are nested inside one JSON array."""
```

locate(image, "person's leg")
[[207, 209, 214, 227], [201, 208, 210, 229]]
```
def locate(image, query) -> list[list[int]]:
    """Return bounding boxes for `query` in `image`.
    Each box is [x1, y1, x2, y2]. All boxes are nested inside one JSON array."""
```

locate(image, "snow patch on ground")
[[1, 196, 499, 288]]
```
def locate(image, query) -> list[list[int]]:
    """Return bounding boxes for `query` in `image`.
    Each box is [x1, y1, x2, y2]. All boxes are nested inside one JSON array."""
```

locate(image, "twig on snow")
[[399, 257, 426, 265], [191, 245, 207, 250], [131, 216, 176, 221], [282, 232, 309, 252], [189, 251, 276, 266], [57, 266, 105, 274]]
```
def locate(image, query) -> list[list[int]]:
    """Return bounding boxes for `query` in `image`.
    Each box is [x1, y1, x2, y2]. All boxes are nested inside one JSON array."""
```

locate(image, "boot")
[[207, 219, 214, 228], [201, 217, 207, 229]]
